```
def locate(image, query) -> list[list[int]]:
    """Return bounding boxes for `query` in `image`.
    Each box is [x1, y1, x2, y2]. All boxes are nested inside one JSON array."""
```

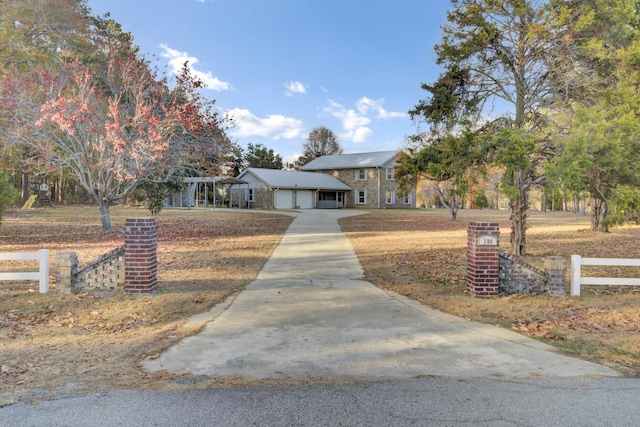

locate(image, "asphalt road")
[[2, 377, 640, 426]]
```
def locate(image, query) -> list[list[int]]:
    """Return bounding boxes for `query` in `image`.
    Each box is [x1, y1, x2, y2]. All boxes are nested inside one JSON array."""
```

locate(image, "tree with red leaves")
[[3, 46, 235, 230]]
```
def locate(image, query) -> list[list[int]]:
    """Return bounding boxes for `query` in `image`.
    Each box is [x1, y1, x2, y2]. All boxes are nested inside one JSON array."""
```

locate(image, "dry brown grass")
[[0, 205, 293, 404], [339, 208, 640, 377], [3, 205, 640, 404]]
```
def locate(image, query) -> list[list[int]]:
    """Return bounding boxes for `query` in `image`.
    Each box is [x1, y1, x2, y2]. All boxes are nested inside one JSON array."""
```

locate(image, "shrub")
[[0, 172, 18, 225], [473, 191, 489, 209]]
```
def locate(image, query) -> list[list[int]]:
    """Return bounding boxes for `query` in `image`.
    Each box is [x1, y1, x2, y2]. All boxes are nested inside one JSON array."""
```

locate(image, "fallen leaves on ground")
[[0, 205, 293, 402], [339, 209, 640, 375]]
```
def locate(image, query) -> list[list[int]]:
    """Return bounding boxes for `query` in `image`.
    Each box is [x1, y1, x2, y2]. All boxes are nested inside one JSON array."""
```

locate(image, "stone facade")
[[498, 252, 567, 296], [55, 246, 125, 294], [229, 187, 274, 209], [252, 188, 274, 209], [319, 165, 416, 209], [545, 256, 567, 296], [499, 251, 548, 295]]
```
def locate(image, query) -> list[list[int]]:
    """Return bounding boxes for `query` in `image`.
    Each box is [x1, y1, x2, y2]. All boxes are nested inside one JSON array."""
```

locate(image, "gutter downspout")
[[377, 167, 381, 208], [272, 187, 278, 209]]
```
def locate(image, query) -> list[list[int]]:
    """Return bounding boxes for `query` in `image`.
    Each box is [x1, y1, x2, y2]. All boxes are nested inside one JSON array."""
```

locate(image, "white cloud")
[[323, 97, 406, 143], [356, 97, 407, 119], [323, 99, 373, 143], [347, 127, 374, 143], [227, 108, 304, 140], [283, 153, 301, 167], [284, 81, 306, 96], [159, 44, 231, 91], [320, 86, 329, 93]]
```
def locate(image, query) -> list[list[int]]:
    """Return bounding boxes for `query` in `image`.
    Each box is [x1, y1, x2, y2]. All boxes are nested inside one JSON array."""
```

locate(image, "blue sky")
[[87, 0, 450, 163]]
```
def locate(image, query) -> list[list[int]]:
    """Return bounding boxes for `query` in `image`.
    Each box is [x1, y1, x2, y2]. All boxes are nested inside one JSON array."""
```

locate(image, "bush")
[[0, 172, 18, 224], [473, 191, 489, 209], [602, 185, 640, 230]]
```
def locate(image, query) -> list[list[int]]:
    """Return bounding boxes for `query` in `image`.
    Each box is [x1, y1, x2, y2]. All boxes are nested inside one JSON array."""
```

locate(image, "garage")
[[295, 190, 314, 209], [232, 168, 351, 210], [274, 189, 315, 209], [274, 190, 294, 209]]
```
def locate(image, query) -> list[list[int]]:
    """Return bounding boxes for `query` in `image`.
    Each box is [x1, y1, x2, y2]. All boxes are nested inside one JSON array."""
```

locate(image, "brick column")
[[124, 218, 158, 294], [467, 222, 500, 298], [545, 256, 567, 296]]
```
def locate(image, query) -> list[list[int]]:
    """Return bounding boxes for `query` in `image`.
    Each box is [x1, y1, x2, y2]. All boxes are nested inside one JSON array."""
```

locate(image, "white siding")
[[241, 173, 269, 189]]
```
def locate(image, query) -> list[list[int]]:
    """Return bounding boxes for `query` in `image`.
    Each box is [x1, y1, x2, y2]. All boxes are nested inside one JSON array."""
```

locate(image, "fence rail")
[[570, 255, 640, 296], [0, 249, 49, 293]]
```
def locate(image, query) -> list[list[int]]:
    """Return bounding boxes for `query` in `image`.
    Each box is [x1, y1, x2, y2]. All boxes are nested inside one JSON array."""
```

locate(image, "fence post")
[[38, 249, 49, 294], [570, 254, 581, 296]]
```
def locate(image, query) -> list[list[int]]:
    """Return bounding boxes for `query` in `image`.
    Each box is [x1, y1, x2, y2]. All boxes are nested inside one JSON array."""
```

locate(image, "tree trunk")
[[438, 190, 458, 221], [54, 175, 64, 203], [509, 175, 528, 256], [98, 201, 112, 231], [21, 171, 30, 203], [590, 198, 608, 232]]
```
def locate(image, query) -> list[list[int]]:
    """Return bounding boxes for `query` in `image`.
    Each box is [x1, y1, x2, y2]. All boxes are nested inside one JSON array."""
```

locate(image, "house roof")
[[238, 168, 351, 191], [183, 176, 247, 185], [300, 150, 399, 171]]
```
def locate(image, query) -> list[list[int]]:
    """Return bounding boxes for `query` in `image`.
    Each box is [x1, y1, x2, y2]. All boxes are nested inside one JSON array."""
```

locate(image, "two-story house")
[[224, 150, 416, 209], [300, 150, 416, 209]]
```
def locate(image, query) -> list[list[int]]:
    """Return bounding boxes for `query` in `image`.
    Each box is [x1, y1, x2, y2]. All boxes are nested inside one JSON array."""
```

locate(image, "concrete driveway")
[[144, 209, 619, 380]]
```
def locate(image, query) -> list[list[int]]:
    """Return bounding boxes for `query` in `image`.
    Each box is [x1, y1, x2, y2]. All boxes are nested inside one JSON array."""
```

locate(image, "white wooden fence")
[[0, 249, 49, 294], [570, 255, 640, 296]]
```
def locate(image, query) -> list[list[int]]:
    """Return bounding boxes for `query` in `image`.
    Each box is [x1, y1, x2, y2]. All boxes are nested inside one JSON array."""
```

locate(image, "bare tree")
[[295, 127, 342, 168]]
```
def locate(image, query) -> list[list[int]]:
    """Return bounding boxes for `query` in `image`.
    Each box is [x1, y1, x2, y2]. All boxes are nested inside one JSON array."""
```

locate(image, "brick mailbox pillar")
[[124, 218, 158, 294], [467, 222, 500, 298]]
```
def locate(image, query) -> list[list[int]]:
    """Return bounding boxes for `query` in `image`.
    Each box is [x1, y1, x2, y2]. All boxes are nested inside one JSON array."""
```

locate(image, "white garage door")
[[296, 191, 314, 209], [274, 190, 293, 209]]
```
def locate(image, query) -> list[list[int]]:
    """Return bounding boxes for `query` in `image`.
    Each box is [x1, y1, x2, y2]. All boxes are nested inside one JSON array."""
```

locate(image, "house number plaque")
[[477, 235, 497, 246]]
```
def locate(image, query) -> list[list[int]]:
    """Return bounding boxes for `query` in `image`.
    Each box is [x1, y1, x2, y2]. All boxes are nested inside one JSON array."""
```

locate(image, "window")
[[386, 190, 395, 205], [355, 169, 367, 181], [386, 167, 395, 180], [356, 190, 367, 204], [247, 188, 254, 202], [403, 193, 412, 205]]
